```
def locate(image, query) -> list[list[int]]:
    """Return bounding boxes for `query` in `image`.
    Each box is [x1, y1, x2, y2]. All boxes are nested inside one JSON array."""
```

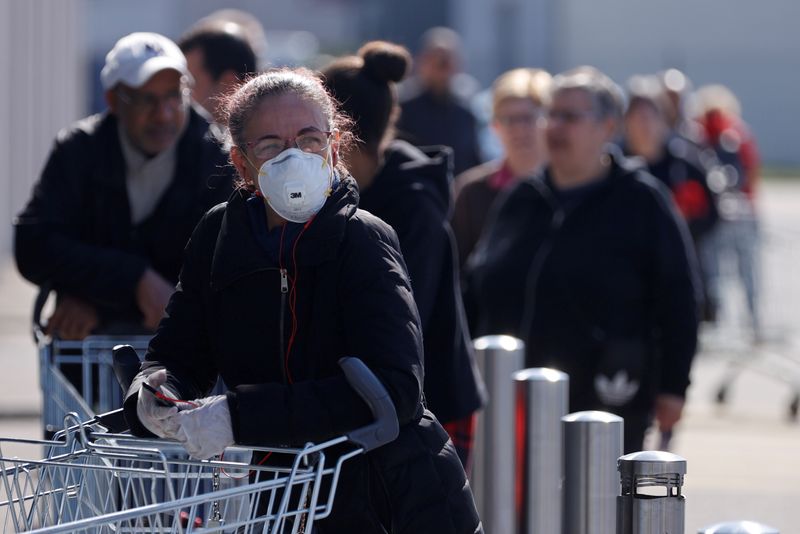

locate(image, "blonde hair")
[[691, 84, 742, 118], [491, 68, 552, 117]]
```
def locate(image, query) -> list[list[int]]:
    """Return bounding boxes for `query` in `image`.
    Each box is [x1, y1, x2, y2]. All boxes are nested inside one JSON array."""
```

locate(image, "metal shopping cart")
[[0, 356, 398, 533], [700, 222, 800, 420], [32, 285, 153, 437]]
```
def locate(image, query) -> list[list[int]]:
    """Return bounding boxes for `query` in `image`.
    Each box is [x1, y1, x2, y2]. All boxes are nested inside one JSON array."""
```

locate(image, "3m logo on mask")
[[285, 183, 307, 206]]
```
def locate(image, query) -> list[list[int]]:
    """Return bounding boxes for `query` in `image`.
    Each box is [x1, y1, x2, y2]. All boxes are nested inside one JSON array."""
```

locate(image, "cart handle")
[[112, 346, 399, 451], [338, 357, 399, 451], [112, 344, 142, 392]]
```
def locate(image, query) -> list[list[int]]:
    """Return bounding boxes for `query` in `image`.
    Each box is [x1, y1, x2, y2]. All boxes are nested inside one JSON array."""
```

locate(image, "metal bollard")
[[513, 368, 569, 534], [563, 411, 624, 534], [699, 521, 779, 534], [472, 335, 525, 534], [617, 450, 686, 534]]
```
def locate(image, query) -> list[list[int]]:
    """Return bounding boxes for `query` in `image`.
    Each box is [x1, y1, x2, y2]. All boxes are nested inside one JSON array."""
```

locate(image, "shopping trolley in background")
[[31, 285, 153, 436], [700, 224, 800, 421], [0, 354, 399, 533]]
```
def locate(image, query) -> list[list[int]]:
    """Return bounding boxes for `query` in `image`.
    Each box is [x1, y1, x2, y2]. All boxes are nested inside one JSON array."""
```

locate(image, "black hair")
[[320, 41, 411, 154], [179, 25, 257, 81]]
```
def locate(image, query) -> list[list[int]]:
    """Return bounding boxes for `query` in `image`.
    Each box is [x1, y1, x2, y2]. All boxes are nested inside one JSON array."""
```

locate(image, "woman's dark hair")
[[320, 40, 411, 155], [223, 67, 354, 189]]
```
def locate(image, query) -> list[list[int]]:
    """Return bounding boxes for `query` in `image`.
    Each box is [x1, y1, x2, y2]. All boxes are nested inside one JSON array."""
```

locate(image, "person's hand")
[[164, 395, 235, 460], [136, 268, 175, 331], [136, 370, 180, 438], [654, 393, 685, 432], [45, 295, 99, 340]]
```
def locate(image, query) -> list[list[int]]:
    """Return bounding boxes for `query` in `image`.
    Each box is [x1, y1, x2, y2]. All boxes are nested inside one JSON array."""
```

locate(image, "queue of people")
[[13, 15, 762, 531]]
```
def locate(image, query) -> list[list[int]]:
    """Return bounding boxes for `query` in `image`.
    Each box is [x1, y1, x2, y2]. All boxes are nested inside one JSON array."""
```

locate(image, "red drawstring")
[[278, 217, 315, 385]]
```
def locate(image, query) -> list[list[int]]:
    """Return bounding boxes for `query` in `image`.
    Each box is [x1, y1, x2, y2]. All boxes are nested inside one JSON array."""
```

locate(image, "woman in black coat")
[[320, 41, 485, 471], [466, 67, 700, 453], [123, 68, 482, 533]]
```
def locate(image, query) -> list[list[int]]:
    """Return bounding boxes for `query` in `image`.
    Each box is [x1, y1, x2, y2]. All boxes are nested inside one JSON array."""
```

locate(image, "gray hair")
[[551, 66, 625, 122], [224, 67, 351, 149]]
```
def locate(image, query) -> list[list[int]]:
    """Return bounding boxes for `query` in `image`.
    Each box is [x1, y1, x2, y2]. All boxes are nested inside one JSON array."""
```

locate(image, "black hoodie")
[[359, 140, 486, 424], [466, 151, 700, 418]]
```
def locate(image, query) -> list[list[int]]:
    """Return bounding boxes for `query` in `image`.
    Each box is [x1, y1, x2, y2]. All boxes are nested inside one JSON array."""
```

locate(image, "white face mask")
[[257, 148, 334, 223]]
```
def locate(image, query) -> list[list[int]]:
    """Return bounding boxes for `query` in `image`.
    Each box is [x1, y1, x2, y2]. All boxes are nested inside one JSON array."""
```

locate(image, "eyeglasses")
[[546, 109, 598, 125], [495, 111, 542, 127], [243, 129, 334, 162], [117, 87, 190, 114]]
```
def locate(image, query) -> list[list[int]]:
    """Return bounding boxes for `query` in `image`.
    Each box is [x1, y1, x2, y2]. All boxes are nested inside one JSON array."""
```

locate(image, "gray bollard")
[[617, 450, 686, 534], [699, 521, 779, 534], [472, 335, 525, 534], [563, 411, 624, 534], [513, 368, 569, 534]]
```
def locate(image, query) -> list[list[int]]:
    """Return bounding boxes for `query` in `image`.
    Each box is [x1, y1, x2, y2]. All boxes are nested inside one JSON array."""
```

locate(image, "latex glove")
[[136, 370, 181, 439], [164, 395, 235, 460]]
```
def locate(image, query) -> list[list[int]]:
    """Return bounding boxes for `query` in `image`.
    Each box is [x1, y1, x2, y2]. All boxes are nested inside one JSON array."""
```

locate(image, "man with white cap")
[[14, 32, 233, 340]]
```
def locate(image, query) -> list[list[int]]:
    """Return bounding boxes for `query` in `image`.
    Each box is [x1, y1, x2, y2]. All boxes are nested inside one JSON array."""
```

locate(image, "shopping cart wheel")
[[788, 392, 799, 423]]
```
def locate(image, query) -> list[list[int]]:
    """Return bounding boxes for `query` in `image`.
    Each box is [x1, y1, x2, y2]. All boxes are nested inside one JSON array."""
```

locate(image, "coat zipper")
[[279, 268, 289, 383]]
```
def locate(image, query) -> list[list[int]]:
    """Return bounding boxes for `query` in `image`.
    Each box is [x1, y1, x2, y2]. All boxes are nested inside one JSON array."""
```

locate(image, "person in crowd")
[[693, 84, 762, 340], [123, 67, 482, 533], [178, 19, 258, 130], [622, 74, 718, 243], [465, 66, 701, 453], [657, 68, 705, 145], [396, 27, 482, 175], [452, 67, 551, 269], [14, 32, 233, 340], [320, 40, 486, 471]]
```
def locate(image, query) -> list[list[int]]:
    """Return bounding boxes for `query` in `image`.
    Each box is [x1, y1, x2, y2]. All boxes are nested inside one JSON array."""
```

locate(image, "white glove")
[[163, 395, 235, 460], [136, 369, 181, 439]]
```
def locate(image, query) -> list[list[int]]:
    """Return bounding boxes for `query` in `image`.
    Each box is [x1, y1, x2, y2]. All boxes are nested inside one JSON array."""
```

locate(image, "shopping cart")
[[0, 356, 399, 533], [32, 285, 153, 436], [700, 223, 800, 421]]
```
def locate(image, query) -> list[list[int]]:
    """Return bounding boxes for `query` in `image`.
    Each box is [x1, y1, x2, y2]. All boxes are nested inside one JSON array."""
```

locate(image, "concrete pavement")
[[0, 180, 798, 532]]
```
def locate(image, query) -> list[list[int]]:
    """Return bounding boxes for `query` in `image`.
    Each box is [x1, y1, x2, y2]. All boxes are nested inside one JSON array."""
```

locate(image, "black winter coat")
[[622, 135, 719, 241], [398, 88, 482, 175], [14, 108, 233, 328], [466, 152, 700, 417], [359, 140, 486, 424], [123, 178, 482, 533]]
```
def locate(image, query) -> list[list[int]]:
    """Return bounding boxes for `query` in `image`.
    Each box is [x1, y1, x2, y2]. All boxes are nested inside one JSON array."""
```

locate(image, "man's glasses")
[[117, 87, 190, 114], [495, 111, 543, 127], [243, 130, 333, 162], [546, 109, 598, 125]]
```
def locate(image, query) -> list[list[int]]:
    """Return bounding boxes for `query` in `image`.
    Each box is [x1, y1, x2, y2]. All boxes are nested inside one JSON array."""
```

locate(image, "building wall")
[[458, 0, 800, 165], [0, 0, 86, 256]]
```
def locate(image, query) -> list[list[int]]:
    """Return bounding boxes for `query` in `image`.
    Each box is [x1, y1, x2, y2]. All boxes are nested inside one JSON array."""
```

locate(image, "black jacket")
[[359, 140, 486, 424], [14, 108, 233, 328], [123, 179, 481, 533], [622, 135, 719, 240], [398, 88, 482, 175], [466, 152, 700, 414]]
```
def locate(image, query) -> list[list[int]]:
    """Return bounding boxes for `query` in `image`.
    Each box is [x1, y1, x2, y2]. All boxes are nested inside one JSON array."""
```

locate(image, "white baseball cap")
[[100, 32, 192, 90]]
